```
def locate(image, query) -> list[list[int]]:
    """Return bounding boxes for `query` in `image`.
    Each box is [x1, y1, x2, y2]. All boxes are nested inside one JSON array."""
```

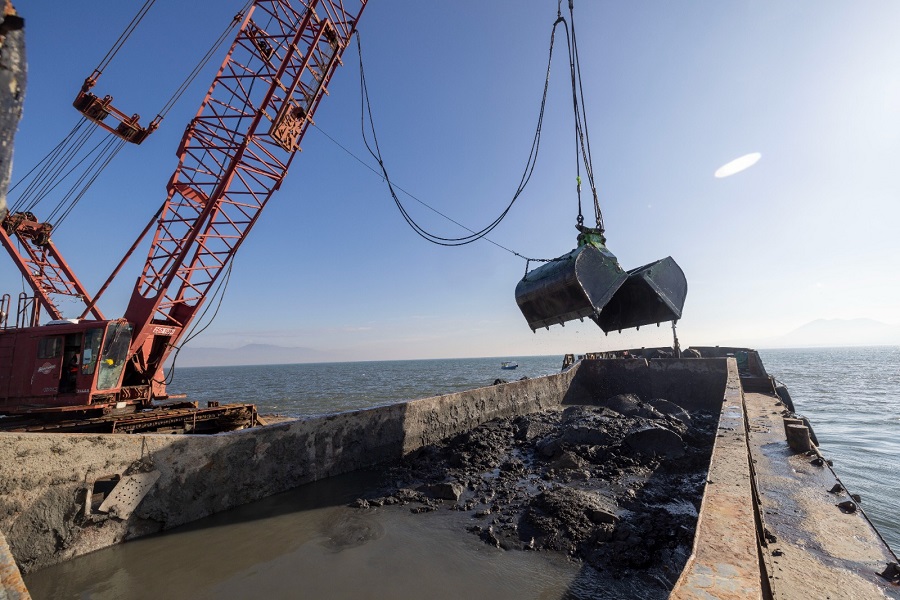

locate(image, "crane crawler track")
[[0, 402, 257, 434]]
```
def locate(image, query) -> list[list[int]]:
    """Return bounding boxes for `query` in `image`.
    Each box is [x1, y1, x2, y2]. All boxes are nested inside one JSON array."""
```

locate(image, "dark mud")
[[354, 394, 717, 595]]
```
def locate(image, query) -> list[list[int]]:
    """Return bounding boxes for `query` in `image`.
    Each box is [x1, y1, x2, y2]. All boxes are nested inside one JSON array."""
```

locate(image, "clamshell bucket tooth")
[[515, 242, 628, 331], [592, 256, 687, 333]]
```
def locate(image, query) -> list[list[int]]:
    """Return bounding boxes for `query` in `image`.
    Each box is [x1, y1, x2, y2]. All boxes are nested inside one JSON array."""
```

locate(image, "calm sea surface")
[[167, 348, 899, 555], [758, 346, 900, 556], [165, 355, 565, 417], [169, 346, 900, 552], [23, 348, 900, 599]]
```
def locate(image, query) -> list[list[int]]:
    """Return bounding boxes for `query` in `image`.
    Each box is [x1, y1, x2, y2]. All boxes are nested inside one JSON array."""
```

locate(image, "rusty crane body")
[[0, 0, 367, 428]]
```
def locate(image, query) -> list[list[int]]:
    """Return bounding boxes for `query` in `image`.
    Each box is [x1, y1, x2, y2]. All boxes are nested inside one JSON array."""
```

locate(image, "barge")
[[2, 350, 899, 598], [1, 4, 898, 598]]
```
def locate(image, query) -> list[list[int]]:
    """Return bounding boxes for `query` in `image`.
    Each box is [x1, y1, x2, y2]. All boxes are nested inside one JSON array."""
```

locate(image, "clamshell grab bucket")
[[515, 242, 628, 331], [592, 256, 687, 333]]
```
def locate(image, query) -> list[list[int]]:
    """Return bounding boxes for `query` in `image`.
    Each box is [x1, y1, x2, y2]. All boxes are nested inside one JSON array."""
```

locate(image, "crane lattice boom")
[[123, 0, 367, 381], [0, 0, 367, 413]]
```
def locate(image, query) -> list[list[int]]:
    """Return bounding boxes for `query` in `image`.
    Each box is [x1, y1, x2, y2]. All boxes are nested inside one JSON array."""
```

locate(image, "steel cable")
[[356, 15, 564, 247], [93, 0, 157, 74], [54, 138, 127, 227], [562, 0, 604, 232], [38, 134, 115, 222], [11, 119, 93, 213], [156, 1, 253, 119]]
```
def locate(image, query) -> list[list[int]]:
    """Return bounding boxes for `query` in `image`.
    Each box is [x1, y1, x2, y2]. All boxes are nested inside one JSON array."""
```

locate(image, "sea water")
[[163, 355, 564, 417], [22, 348, 900, 598], [759, 345, 900, 555], [167, 346, 900, 557]]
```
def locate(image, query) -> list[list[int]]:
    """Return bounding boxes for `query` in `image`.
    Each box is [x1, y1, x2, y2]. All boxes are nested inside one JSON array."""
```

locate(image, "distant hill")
[[725, 318, 900, 349], [168, 343, 332, 367]]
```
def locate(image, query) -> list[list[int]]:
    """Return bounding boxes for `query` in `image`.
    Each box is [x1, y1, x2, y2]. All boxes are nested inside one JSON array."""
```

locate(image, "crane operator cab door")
[[515, 232, 628, 331], [59, 332, 85, 394], [31, 336, 65, 397]]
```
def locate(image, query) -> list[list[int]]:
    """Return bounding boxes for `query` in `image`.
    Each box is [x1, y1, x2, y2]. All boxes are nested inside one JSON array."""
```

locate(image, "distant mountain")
[[779, 318, 900, 347], [168, 343, 332, 367], [726, 318, 900, 349]]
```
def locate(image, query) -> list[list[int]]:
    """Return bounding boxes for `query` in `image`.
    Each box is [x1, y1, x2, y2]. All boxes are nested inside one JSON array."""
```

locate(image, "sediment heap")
[[354, 394, 717, 596]]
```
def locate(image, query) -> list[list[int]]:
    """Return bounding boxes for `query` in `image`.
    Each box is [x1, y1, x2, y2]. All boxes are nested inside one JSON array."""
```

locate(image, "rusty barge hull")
[[1, 350, 898, 599]]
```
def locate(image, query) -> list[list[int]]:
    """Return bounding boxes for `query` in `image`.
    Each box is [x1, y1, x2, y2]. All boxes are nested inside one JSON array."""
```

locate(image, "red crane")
[[0, 0, 368, 420]]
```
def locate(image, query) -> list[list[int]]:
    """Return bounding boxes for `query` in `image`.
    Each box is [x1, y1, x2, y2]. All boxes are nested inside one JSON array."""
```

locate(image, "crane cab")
[[0, 318, 138, 415]]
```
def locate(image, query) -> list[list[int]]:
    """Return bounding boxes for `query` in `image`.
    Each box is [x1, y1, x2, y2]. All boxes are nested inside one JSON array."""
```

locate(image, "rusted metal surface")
[[122, 0, 369, 391], [691, 346, 777, 393], [745, 391, 900, 599], [0, 212, 105, 321], [0, 402, 256, 433], [671, 358, 764, 599], [0, 529, 30, 600], [72, 70, 161, 144]]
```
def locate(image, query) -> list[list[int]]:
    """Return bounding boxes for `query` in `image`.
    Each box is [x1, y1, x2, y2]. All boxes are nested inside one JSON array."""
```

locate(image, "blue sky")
[[3, 1, 900, 361]]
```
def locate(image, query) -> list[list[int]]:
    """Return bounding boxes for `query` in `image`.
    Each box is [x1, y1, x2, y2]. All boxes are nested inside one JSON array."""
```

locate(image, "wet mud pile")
[[353, 394, 717, 592]]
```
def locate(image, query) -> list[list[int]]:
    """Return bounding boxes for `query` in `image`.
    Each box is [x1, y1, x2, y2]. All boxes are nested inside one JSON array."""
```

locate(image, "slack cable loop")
[[313, 123, 539, 262], [355, 14, 564, 248]]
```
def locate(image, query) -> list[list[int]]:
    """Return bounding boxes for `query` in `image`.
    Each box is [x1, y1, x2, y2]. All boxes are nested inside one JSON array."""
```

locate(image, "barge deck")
[[1, 350, 898, 598]]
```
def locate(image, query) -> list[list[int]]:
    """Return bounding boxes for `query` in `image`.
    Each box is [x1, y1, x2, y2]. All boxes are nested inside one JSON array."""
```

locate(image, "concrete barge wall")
[[0, 359, 731, 576], [0, 365, 573, 573]]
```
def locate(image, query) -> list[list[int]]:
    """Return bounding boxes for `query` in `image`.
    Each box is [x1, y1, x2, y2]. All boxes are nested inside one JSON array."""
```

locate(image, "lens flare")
[[714, 152, 761, 178]]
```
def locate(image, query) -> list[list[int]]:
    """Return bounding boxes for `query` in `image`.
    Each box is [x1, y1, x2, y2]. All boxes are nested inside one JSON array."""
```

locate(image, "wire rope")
[[11, 120, 94, 213], [36, 134, 113, 221], [156, 1, 253, 119], [7, 3, 250, 232], [55, 139, 127, 227], [561, 0, 604, 231], [356, 2, 603, 254], [8, 119, 86, 201], [355, 15, 564, 247], [314, 123, 532, 261], [93, 0, 157, 74], [158, 260, 234, 385]]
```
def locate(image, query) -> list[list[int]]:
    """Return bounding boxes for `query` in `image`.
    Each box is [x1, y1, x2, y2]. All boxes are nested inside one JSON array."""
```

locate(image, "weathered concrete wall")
[[0, 367, 577, 573], [565, 357, 729, 412]]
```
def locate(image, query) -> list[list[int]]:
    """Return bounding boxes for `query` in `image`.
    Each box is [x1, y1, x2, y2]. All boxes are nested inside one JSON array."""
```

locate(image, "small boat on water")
[[501, 361, 518, 370]]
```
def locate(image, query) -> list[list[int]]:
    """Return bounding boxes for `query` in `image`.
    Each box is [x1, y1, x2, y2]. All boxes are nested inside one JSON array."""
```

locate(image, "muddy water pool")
[[25, 469, 650, 600]]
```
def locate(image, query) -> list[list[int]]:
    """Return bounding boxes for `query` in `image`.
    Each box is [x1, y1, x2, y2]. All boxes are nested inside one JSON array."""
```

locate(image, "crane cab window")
[[97, 322, 133, 391], [37, 337, 62, 359], [81, 328, 103, 376]]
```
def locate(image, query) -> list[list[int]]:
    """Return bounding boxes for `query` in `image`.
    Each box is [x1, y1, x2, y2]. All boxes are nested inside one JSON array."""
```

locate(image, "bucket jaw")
[[592, 256, 687, 333], [515, 229, 628, 331], [515, 223, 688, 333]]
